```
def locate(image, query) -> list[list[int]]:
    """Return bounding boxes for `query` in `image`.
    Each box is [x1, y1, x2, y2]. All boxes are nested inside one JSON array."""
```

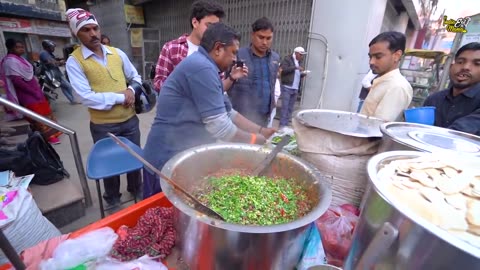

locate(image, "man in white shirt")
[[279, 46, 307, 128], [65, 8, 142, 205], [360, 31, 413, 121]]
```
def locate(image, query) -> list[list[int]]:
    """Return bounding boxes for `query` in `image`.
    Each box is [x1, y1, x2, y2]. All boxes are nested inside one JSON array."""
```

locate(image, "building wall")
[[143, 0, 313, 58], [302, 0, 420, 112], [0, 0, 70, 59], [90, 0, 131, 56], [302, 0, 388, 111], [80, 0, 312, 78], [0, 0, 64, 21], [143, 0, 191, 46]]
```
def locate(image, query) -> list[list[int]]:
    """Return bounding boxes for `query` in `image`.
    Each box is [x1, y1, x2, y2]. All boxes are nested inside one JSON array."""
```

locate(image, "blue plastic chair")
[[404, 106, 436, 125], [86, 136, 144, 218]]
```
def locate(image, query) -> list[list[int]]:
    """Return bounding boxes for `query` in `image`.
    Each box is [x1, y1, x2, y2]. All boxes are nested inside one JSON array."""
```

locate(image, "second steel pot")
[[378, 122, 480, 156], [345, 151, 480, 270], [359, 122, 480, 210]]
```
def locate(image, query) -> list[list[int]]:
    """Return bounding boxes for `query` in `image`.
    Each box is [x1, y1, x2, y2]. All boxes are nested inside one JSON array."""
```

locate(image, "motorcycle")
[[34, 61, 62, 104]]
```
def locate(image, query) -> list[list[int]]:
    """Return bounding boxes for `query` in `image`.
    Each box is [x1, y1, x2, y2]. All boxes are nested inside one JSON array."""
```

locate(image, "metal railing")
[[0, 97, 92, 207]]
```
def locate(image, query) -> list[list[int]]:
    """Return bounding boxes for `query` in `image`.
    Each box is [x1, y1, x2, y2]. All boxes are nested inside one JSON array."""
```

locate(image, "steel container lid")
[[381, 122, 480, 156], [296, 109, 385, 138], [368, 151, 480, 259]]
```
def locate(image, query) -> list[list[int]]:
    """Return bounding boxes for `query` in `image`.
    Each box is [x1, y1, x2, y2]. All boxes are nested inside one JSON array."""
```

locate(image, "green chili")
[[197, 174, 311, 225]]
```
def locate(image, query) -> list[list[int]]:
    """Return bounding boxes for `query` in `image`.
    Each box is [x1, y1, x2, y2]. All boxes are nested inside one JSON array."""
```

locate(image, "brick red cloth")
[[153, 34, 226, 93], [110, 207, 175, 261]]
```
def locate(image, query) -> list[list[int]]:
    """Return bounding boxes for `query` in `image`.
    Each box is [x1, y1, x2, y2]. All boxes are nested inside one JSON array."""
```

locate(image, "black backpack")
[[0, 131, 69, 185]]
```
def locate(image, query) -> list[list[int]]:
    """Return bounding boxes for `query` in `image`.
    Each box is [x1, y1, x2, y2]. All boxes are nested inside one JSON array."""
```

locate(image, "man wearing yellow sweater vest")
[[65, 8, 142, 206]]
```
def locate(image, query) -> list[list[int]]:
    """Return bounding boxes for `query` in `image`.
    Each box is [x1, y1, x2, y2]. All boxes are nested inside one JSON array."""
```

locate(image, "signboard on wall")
[[460, 14, 480, 47], [461, 33, 480, 47], [0, 17, 32, 33], [33, 20, 71, 37], [124, 4, 145, 25], [130, 28, 143, 48], [0, 17, 71, 37]]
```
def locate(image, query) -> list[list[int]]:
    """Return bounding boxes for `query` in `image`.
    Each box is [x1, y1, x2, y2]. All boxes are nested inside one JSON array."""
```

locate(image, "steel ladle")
[[108, 133, 226, 221], [252, 135, 291, 176]]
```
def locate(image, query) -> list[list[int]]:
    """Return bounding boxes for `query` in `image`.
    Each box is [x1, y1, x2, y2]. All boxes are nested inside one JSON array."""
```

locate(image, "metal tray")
[[381, 122, 480, 155]]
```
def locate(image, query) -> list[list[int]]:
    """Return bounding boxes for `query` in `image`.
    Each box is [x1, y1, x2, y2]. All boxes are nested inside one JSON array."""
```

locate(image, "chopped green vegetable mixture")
[[271, 135, 296, 144], [197, 174, 311, 225]]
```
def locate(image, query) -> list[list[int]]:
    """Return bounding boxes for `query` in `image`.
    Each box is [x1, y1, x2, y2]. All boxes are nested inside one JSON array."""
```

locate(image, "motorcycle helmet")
[[129, 80, 156, 114], [42, 40, 56, 50]]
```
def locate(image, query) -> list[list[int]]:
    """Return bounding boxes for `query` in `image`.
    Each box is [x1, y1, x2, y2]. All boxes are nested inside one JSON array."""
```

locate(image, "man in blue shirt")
[[228, 17, 280, 126], [39, 40, 77, 104], [143, 23, 276, 198]]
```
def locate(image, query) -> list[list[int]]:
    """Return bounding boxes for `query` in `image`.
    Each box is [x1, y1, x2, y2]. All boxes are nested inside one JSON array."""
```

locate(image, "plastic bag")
[[0, 188, 61, 265], [40, 227, 118, 270], [96, 255, 168, 270], [315, 205, 359, 266], [268, 128, 299, 155], [296, 223, 327, 270]]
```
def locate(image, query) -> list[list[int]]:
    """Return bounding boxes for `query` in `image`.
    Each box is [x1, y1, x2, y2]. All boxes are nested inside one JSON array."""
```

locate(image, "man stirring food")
[[142, 23, 276, 198]]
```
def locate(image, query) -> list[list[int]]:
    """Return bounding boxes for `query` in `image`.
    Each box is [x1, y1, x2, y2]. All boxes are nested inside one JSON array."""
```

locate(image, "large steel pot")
[[161, 143, 332, 270], [345, 151, 480, 270]]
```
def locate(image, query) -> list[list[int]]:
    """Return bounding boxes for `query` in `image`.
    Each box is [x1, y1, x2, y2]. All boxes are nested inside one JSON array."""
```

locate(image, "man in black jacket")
[[423, 42, 480, 135], [279, 46, 307, 128], [228, 17, 280, 126]]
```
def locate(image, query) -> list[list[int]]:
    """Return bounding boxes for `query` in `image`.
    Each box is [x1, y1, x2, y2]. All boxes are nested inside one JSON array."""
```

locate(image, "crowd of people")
[[0, 0, 479, 206]]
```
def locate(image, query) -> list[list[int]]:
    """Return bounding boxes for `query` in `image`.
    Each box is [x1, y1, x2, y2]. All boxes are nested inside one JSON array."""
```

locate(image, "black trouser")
[[90, 115, 142, 202], [242, 110, 269, 127]]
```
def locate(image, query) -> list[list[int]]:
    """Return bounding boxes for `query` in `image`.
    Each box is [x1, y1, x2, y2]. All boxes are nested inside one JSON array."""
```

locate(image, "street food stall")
[[400, 49, 448, 108], [1, 110, 479, 270]]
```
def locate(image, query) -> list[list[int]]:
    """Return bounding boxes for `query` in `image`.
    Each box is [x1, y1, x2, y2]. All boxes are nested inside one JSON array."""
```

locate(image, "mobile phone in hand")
[[235, 60, 244, 68]]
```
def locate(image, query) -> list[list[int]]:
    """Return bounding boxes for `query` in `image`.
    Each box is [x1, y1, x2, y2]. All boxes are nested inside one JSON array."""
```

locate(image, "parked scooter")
[[34, 61, 62, 104]]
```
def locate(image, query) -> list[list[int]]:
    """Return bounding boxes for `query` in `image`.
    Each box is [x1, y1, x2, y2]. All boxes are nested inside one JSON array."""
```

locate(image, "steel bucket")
[[161, 143, 332, 270], [345, 151, 480, 270]]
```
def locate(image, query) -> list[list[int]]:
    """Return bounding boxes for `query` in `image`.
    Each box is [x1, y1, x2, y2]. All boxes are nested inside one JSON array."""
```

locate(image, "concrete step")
[[30, 179, 86, 228], [0, 119, 31, 136], [0, 134, 28, 146]]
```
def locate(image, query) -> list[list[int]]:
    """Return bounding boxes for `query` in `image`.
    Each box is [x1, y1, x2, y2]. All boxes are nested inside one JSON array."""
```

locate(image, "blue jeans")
[[59, 76, 75, 103], [280, 85, 298, 127]]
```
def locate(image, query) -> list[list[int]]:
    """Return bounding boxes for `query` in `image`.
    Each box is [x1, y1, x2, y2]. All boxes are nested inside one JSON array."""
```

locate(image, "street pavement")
[[52, 93, 156, 233]]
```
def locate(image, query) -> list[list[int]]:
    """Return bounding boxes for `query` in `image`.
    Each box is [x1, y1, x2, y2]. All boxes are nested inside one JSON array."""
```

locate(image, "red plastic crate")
[[0, 192, 173, 270], [70, 192, 172, 238]]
